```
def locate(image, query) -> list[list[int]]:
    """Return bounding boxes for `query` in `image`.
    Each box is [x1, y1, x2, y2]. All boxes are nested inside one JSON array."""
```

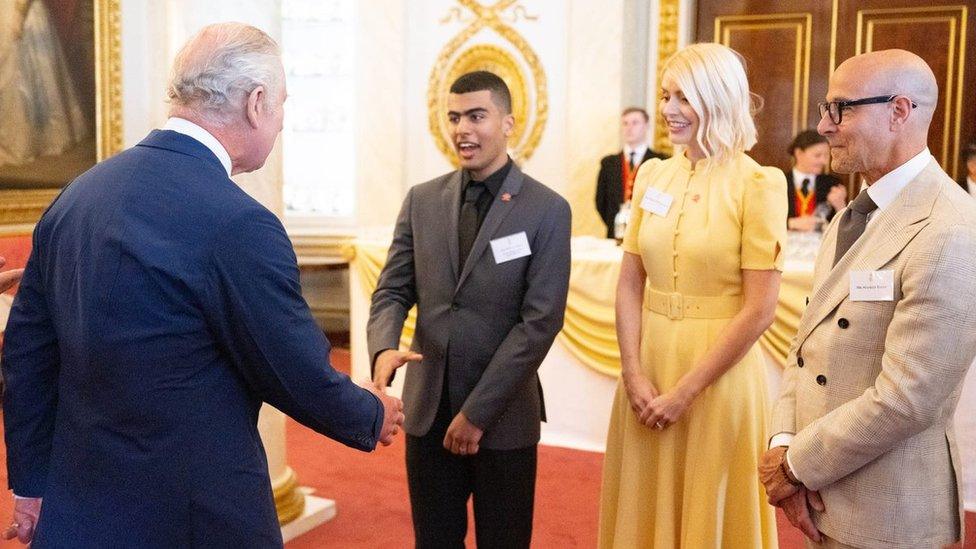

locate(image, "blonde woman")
[[599, 43, 785, 548]]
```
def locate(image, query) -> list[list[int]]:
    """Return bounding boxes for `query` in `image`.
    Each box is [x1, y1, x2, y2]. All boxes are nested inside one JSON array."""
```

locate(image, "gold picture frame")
[[0, 0, 123, 225]]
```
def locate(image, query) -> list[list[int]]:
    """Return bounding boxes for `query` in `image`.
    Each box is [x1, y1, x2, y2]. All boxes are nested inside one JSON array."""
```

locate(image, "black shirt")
[[460, 157, 513, 230]]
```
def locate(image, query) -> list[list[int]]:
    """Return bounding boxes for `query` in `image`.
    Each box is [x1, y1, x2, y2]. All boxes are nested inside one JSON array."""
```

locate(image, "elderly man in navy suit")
[[1, 22, 403, 547]]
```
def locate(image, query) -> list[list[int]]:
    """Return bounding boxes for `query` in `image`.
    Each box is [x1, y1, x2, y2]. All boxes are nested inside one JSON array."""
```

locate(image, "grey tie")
[[833, 189, 879, 266]]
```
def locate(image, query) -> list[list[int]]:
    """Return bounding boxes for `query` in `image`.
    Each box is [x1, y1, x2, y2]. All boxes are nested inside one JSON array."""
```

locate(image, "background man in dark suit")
[[594, 107, 667, 238], [368, 71, 571, 548], [785, 129, 848, 231], [1, 22, 403, 547]]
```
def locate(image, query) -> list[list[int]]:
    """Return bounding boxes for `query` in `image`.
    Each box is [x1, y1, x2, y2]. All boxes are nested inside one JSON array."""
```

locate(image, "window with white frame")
[[280, 0, 356, 219]]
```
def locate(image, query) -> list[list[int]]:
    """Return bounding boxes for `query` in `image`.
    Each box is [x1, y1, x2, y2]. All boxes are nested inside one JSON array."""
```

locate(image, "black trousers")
[[405, 395, 537, 549]]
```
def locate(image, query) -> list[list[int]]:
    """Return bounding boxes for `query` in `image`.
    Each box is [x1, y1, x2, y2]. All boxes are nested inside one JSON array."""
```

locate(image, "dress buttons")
[[816, 375, 827, 386], [797, 357, 804, 368], [837, 318, 849, 329]]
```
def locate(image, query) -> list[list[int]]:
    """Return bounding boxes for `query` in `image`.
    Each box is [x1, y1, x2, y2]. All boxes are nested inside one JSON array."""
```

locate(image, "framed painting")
[[0, 0, 122, 224]]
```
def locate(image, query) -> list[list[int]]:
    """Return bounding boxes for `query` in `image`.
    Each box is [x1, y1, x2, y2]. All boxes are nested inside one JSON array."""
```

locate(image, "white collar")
[[968, 177, 976, 196], [624, 143, 648, 161], [792, 169, 815, 187], [864, 148, 932, 213], [162, 117, 233, 177]]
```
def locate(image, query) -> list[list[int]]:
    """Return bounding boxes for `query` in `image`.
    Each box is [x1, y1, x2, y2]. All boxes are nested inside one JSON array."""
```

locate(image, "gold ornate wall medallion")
[[428, 0, 547, 166]]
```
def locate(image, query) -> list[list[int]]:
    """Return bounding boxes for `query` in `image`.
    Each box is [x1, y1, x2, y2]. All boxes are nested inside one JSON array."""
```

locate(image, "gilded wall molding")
[[428, 1, 547, 166], [652, 0, 681, 154], [855, 6, 968, 175], [714, 13, 813, 140]]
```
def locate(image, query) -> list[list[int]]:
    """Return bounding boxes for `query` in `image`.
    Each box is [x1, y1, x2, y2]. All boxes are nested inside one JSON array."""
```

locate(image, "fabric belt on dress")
[[643, 288, 742, 320]]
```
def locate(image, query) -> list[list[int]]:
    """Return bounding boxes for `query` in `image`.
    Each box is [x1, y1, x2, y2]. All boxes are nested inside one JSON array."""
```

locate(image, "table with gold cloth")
[[346, 232, 976, 509]]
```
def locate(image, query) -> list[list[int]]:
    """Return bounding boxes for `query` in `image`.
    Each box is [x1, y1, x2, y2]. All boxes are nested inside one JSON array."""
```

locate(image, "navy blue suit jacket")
[[2, 130, 383, 547]]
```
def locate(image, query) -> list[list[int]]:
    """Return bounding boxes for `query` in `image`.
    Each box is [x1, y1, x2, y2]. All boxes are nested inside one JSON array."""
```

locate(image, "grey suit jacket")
[[772, 160, 976, 548], [367, 164, 571, 450]]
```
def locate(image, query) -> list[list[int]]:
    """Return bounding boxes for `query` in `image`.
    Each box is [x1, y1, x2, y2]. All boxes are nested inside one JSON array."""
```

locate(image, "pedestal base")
[[280, 490, 337, 543]]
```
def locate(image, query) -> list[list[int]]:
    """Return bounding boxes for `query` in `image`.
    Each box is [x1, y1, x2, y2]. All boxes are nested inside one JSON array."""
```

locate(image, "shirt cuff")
[[768, 432, 794, 449], [768, 433, 804, 484], [784, 448, 802, 485]]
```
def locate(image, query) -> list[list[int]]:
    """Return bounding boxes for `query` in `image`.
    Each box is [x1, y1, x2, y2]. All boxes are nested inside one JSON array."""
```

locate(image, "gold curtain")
[[347, 241, 811, 376]]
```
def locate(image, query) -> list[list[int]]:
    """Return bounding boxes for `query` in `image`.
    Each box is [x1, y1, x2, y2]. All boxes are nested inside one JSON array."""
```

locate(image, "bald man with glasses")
[[759, 49, 976, 548]]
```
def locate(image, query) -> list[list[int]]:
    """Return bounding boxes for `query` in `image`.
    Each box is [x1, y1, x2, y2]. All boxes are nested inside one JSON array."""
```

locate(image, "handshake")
[[361, 349, 423, 446]]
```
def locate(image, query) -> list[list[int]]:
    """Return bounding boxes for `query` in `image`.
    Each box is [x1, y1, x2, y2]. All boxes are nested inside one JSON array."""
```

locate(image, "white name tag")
[[640, 187, 674, 217], [490, 232, 532, 264], [850, 270, 895, 301]]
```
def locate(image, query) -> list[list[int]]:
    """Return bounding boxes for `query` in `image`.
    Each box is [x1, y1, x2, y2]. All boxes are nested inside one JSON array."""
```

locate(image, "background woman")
[[599, 42, 785, 548], [784, 129, 847, 232]]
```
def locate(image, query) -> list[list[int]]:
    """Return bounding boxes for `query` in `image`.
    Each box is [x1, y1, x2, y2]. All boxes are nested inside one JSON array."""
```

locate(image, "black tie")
[[458, 181, 486, 271], [628, 151, 636, 171], [833, 190, 879, 266], [801, 177, 811, 196]]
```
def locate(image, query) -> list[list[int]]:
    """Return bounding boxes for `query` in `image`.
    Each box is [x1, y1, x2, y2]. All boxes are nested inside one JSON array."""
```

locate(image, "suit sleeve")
[[823, 174, 842, 222], [771, 349, 800, 438], [205, 207, 383, 452], [595, 158, 613, 235], [461, 197, 572, 431], [2, 232, 61, 497], [788, 223, 976, 490], [785, 172, 797, 221], [366, 187, 418, 378]]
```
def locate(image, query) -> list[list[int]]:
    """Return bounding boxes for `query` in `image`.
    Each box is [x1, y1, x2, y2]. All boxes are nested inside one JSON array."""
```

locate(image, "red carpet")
[[0, 347, 972, 547]]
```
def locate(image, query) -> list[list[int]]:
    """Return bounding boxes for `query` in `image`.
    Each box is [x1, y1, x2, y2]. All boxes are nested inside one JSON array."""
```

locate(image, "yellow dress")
[[598, 152, 787, 548]]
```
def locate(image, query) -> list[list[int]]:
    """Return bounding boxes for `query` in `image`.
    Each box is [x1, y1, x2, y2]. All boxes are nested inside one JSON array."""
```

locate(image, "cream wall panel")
[[567, 0, 624, 237], [355, 0, 407, 228]]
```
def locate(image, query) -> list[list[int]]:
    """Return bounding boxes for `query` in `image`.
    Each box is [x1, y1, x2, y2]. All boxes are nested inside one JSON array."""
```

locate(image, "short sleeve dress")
[[598, 152, 787, 548]]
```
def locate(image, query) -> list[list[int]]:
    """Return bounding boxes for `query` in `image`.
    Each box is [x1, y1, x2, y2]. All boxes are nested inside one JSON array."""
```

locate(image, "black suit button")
[[838, 318, 849, 329], [816, 375, 827, 386], [451, 303, 459, 311], [797, 357, 804, 368], [805, 296, 809, 306]]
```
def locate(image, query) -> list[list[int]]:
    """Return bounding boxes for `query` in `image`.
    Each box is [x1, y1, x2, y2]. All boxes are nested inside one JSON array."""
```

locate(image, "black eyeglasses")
[[818, 95, 918, 125]]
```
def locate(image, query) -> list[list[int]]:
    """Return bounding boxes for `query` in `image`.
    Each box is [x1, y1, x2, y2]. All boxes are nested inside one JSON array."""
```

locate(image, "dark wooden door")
[[696, 0, 976, 180]]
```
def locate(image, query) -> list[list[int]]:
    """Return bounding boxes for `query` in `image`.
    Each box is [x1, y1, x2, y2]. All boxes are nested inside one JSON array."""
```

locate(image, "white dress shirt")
[[966, 177, 976, 198], [863, 147, 932, 226], [623, 143, 648, 168], [162, 117, 233, 177], [791, 169, 816, 193], [770, 148, 933, 479]]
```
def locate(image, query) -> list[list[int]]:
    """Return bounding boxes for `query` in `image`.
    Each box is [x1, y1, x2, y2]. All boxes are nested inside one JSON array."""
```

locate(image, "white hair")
[[166, 22, 282, 125], [661, 43, 760, 166]]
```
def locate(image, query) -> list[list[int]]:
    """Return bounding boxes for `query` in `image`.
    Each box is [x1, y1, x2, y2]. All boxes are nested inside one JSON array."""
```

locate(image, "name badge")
[[490, 232, 531, 264], [849, 270, 895, 301], [640, 187, 673, 217]]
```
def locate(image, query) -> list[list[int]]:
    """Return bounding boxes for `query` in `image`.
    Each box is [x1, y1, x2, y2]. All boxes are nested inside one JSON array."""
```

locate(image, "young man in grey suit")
[[760, 50, 976, 548], [367, 71, 571, 548]]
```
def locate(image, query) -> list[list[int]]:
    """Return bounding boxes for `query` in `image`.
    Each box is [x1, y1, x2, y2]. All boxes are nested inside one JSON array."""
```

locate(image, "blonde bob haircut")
[[660, 43, 760, 165]]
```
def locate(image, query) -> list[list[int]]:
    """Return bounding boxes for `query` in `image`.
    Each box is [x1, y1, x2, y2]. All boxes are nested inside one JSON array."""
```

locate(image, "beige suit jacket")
[[772, 160, 976, 548]]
